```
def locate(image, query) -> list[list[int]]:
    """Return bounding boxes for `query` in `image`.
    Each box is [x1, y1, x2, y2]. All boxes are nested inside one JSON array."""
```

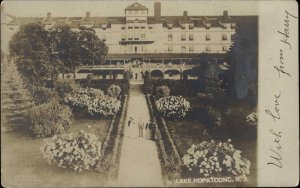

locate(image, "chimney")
[[154, 2, 161, 22], [47, 12, 51, 18], [86, 12, 90, 19], [183, 11, 188, 19], [223, 11, 228, 18]]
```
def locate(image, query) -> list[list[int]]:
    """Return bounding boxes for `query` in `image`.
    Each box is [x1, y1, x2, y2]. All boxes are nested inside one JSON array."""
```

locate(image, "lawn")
[[1, 115, 111, 187], [164, 97, 257, 186]]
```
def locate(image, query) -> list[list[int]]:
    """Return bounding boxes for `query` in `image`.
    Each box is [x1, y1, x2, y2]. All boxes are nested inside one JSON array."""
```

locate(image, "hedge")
[[144, 79, 202, 97], [146, 94, 183, 184], [75, 79, 130, 95]]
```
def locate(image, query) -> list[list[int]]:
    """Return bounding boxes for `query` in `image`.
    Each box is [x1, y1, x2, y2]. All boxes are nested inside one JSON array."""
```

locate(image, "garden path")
[[115, 83, 164, 187]]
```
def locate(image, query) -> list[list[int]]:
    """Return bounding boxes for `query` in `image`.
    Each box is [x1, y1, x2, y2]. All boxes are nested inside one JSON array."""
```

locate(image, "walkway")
[[116, 82, 164, 187]]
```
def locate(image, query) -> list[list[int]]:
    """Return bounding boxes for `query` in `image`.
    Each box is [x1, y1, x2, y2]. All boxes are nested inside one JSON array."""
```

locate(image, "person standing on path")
[[138, 118, 144, 138], [149, 120, 156, 140], [145, 121, 151, 140], [128, 117, 134, 127]]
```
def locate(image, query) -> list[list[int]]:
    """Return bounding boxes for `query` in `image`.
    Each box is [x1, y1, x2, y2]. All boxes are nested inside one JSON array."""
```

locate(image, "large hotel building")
[[2, 2, 237, 79]]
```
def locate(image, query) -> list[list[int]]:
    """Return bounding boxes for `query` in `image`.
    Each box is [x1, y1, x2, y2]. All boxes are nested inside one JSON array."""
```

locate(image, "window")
[[223, 46, 228, 51], [181, 34, 186, 41], [231, 23, 236, 28], [189, 23, 194, 29], [168, 34, 173, 41], [128, 38, 133, 41], [149, 26, 153, 29], [102, 35, 107, 42], [206, 34, 211, 41], [134, 26, 139, 29], [222, 24, 227, 29], [189, 34, 194, 41], [141, 34, 146, 39], [189, 46, 194, 52], [121, 34, 126, 41], [181, 24, 186, 29], [141, 26, 145, 29], [181, 46, 186, 53], [206, 46, 211, 51], [121, 26, 125, 30], [128, 26, 133, 29], [168, 45, 173, 52], [134, 37, 139, 40], [222, 34, 227, 40]]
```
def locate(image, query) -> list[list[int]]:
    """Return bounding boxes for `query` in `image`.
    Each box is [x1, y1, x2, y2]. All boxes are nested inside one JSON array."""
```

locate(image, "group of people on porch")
[[127, 117, 156, 140]]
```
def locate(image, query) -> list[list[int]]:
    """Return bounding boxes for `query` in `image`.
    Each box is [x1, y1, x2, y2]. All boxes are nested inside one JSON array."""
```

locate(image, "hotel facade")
[[3, 2, 237, 79]]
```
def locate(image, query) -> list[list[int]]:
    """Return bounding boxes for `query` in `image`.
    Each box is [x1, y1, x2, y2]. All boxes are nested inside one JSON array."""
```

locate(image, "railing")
[[80, 64, 195, 70]]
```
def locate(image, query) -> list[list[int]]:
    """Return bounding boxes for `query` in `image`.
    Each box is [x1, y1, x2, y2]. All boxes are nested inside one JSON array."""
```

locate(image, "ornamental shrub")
[[32, 86, 59, 105], [87, 96, 121, 117], [246, 112, 257, 127], [155, 86, 170, 99], [64, 87, 104, 112], [40, 130, 102, 172], [156, 96, 190, 119], [206, 106, 222, 127], [27, 101, 72, 137], [54, 79, 80, 98], [107, 84, 121, 98], [182, 140, 251, 179]]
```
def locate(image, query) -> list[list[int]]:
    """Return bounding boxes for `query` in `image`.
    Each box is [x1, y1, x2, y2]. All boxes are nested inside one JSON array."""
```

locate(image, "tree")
[[77, 27, 108, 65], [9, 22, 59, 86], [226, 17, 258, 100], [51, 25, 81, 75], [1, 54, 34, 131]]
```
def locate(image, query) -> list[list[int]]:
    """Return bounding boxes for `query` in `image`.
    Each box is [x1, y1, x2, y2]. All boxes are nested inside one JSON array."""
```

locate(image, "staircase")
[[129, 80, 144, 95]]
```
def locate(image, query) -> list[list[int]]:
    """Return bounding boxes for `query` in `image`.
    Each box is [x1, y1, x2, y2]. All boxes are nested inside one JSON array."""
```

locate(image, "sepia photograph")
[[1, 0, 298, 187]]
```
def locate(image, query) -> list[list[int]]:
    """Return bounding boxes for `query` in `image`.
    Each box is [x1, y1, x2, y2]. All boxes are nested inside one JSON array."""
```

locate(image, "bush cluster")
[[64, 87, 120, 117], [32, 86, 59, 105], [155, 86, 170, 99], [27, 100, 72, 137], [182, 139, 251, 179], [206, 106, 222, 127], [107, 85, 121, 98], [41, 130, 102, 172], [156, 96, 190, 119]]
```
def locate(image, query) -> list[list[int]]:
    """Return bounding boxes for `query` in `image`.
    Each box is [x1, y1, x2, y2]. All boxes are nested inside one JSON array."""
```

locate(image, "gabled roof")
[[125, 2, 148, 10]]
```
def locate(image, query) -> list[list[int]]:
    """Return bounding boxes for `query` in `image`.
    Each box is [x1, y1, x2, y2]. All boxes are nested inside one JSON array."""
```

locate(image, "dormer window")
[[222, 34, 227, 40], [189, 23, 194, 29], [204, 22, 211, 29], [223, 46, 228, 51], [222, 23, 227, 29], [167, 23, 173, 29], [206, 34, 211, 41], [101, 24, 107, 29], [231, 23, 236, 28], [181, 24, 186, 29]]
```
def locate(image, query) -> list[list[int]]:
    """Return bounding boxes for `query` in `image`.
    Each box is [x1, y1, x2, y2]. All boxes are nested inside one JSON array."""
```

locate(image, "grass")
[[1, 114, 112, 187], [164, 97, 257, 186]]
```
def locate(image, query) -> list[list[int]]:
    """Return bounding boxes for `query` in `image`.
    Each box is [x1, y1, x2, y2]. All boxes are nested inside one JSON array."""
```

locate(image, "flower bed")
[[182, 140, 251, 180], [64, 87, 120, 117], [41, 130, 102, 172], [156, 96, 190, 119]]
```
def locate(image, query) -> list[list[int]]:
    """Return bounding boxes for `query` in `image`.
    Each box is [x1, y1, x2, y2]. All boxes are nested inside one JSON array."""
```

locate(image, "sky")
[[2, 0, 260, 18]]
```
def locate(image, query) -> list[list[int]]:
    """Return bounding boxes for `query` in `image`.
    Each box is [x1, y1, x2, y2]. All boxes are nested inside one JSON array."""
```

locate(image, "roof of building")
[[7, 14, 238, 29], [125, 2, 148, 10]]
